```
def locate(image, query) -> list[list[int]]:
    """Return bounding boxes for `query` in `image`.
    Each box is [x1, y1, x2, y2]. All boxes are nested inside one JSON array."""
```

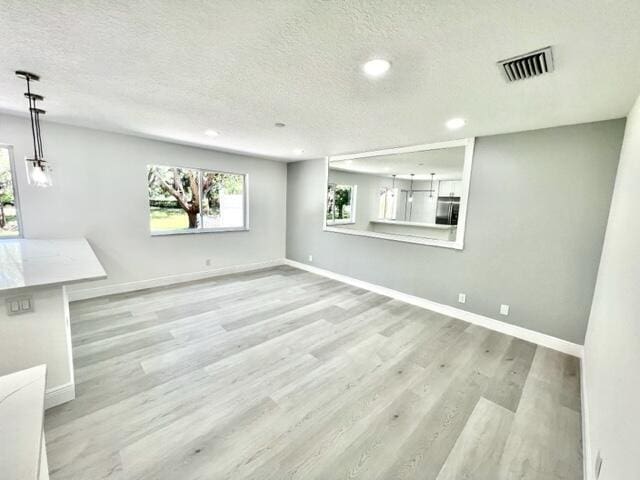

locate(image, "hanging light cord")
[[25, 76, 40, 161], [34, 106, 44, 159], [17, 71, 46, 164]]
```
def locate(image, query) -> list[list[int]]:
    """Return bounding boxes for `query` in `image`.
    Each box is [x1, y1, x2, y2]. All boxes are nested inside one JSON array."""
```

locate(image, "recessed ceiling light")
[[362, 59, 391, 77], [204, 129, 219, 137], [293, 148, 304, 155], [446, 118, 466, 130]]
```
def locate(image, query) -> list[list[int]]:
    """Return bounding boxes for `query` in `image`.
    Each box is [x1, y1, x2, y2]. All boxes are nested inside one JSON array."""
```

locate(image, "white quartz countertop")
[[369, 219, 456, 229], [0, 365, 47, 480], [0, 238, 106, 291]]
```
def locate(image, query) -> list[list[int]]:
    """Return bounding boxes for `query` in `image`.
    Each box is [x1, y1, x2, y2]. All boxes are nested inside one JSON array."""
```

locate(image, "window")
[[147, 165, 247, 234], [326, 183, 356, 225], [0, 147, 21, 238]]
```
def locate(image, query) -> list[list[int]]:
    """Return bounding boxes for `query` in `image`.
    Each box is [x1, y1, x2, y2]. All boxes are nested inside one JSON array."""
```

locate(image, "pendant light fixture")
[[16, 70, 52, 187], [408, 174, 415, 202]]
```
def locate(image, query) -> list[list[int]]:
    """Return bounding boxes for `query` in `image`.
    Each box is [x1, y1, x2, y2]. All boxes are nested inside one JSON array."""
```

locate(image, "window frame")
[[0, 144, 24, 239], [326, 183, 357, 226], [147, 163, 249, 236]]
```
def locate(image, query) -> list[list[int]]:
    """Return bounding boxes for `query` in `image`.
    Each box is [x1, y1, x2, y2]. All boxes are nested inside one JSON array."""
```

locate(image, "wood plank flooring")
[[44, 265, 583, 479]]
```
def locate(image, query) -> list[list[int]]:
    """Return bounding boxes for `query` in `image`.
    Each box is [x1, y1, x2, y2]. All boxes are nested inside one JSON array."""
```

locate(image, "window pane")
[[334, 185, 353, 220], [0, 148, 20, 237], [201, 172, 245, 228], [147, 165, 200, 232], [327, 183, 357, 225], [326, 184, 336, 222]]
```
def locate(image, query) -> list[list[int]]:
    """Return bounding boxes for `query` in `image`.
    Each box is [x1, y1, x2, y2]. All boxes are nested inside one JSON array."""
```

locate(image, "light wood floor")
[[45, 266, 582, 479]]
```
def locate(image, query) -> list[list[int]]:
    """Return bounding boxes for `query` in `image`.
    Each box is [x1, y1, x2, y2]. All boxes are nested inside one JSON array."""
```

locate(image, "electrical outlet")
[[308, 255, 313, 262], [500, 304, 510, 316], [5, 295, 33, 315], [595, 450, 603, 479], [458, 293, 466, 304]]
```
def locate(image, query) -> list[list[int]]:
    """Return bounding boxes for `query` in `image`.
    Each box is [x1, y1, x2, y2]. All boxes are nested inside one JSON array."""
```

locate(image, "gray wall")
[[583, 97, 640, 479], [0, 113, 287, 293], [287, 119, 625, 344]]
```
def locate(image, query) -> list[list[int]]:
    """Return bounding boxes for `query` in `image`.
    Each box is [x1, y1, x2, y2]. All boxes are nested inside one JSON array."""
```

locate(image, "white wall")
[[0, 286, 71, 390], [0, 113, 287, 295], [406, 179, 439, 223], [328, 169, 428, 230], [327, 169, 376, 231], [583, 95, 640, 479]]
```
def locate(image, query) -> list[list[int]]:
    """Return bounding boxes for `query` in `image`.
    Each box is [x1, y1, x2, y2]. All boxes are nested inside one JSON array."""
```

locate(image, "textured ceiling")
[[1, 0, 639, 161], [331, 147, 464, 180]]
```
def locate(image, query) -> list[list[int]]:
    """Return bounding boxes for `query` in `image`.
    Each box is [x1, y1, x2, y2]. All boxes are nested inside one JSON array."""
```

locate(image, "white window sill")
[[327, 221, 356, 226], [151, 227, 249, 237]]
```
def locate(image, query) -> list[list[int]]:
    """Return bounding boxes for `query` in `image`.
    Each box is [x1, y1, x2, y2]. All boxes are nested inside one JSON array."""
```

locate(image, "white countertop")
[[369, 219, 456, 230], [0, 238, 107, 292], [0, 365, 47, 480]]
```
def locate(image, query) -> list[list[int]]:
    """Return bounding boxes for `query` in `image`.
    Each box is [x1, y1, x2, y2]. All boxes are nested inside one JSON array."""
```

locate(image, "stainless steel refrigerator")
[[435, 196, 460, 225]]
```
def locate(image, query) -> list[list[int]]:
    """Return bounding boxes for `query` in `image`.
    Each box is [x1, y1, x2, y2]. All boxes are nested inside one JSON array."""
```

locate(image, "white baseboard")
[[68, 259, 285, 301], [284, 259, 584, 358], [581, 355, 593, 479], [45, 382, 75, 410]]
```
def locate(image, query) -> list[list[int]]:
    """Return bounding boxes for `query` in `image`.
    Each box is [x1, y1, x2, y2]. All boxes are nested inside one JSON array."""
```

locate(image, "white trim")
[[455, 137, 475, 250], [326, 183, 358, 226], [150, 226, 249, 236], [67, 258, 284, 301], [0, 144, 24, 239], [61, 286, 75, 394], [329, 138, 472, 161], [322, 138, 475, 251], [284, 259, 583, 358], [581, 355, 593, 480], [44, 381, 75, 410]]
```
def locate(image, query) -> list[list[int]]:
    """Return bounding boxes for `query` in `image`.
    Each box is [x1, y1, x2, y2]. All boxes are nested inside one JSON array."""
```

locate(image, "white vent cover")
[[498, 46, 554, 82]]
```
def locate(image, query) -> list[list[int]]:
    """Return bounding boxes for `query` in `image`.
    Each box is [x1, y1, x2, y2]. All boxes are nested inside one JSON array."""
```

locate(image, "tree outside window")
[[326, 183, 356, 225], [147, 165, 246, 233], [0, 147, 20, 237]]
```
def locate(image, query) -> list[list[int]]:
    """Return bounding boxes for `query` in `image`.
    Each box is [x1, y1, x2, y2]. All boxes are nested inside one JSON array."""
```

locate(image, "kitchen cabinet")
[[438, 180, 462, 197]]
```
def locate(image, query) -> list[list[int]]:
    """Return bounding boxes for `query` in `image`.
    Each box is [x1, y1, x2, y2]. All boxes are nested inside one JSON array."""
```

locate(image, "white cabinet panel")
[[438, 180, 462, 197]]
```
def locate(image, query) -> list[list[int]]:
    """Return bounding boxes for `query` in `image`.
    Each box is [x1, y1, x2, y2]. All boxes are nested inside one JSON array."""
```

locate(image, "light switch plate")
[[458, 293, 466, 304], [5, 295, 34, 315]]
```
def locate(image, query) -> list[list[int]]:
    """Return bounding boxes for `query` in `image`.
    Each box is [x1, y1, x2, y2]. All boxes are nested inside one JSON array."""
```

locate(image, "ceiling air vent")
[[498, 46, 554, 82]]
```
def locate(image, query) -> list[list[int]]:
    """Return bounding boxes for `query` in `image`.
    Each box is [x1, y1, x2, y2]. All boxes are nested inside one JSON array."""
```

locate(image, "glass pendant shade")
[[26, 158, 53, 187]]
